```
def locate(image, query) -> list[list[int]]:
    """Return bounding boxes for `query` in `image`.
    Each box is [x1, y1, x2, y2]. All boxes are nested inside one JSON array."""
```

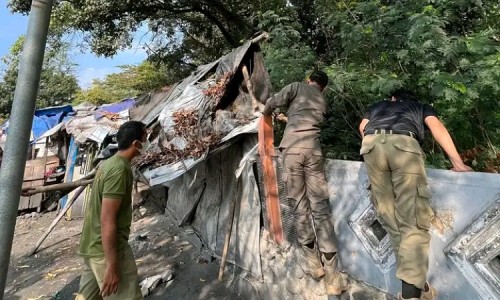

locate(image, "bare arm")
[[425, 116, 472, 172], [275, 113, 288, 123], [359, 118, 369, 137], [100, 198, 121, 296]]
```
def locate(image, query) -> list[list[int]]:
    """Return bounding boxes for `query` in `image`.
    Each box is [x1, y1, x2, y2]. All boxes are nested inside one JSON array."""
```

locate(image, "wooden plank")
[[19, 166, 34, 210], [257, 115, 284, 244], [20, 155, 60, 211]]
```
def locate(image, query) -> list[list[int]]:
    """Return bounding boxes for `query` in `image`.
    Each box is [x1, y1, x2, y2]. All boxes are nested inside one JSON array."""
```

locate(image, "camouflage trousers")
[[282, 147, 338, 254]]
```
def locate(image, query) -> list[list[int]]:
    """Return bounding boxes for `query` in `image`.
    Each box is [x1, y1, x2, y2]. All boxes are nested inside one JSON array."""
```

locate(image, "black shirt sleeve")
[[363, 110, 371, 119], [363, 103, 377, 119], [422, 104, 438, 119]]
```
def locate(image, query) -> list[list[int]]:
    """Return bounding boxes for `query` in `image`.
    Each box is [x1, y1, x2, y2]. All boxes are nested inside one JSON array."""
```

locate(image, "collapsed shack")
[[2, 105, 74, 212], [133, 33, 274, 278], [62, 100, 135, 218]]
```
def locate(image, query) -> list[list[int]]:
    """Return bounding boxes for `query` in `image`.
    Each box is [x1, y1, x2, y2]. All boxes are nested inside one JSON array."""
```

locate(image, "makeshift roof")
[[2, 104, 74, 142], [95, 98, 136, 120], [137, 33, 272, 185], [130, 88, 173, 126], [65, 106, 130, 144], [34, 104, 73, 117]]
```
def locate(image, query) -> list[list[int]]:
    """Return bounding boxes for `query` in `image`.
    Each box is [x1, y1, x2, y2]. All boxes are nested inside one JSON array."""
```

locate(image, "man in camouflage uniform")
[[263, 70, 348, 296]]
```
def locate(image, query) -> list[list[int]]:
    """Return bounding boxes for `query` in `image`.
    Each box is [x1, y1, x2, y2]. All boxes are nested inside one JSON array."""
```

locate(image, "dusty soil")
[[6, 210, 239, 300], [6, 207, 394, 300]]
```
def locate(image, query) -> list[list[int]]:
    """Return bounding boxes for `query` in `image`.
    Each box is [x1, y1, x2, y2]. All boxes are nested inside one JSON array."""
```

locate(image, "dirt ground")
[[5, 209, 240, 300], [6, 206, 394, 300]]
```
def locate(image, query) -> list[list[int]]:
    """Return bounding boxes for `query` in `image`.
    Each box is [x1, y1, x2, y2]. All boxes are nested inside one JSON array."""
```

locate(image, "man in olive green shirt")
[[76, 121, 149, 300]]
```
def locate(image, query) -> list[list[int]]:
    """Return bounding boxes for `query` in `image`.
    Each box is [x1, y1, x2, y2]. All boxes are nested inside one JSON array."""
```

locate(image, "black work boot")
[[398, 295, 419, 300], [300, 245, 325, 279], [322, 253, 348, 295], [398, 282, 436, 300]]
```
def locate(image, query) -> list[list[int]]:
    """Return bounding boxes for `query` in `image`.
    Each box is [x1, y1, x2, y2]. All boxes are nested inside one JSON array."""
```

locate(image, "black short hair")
[[116, 121, 146, 150], [391, 88, 419, 102], [309, 70, 329, 89]]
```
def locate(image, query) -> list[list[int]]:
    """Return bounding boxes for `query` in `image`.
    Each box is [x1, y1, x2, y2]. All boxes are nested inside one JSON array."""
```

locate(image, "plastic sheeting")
[[130, 89, 172, 126], [157, 42, 254, 135], [95, 98, 136, 119], [65, 115, 124, 144], [4, 105, 73, 141], [65, 101, 131, 144], [141, 41, 271, 185], [166, 135, 262, 278]]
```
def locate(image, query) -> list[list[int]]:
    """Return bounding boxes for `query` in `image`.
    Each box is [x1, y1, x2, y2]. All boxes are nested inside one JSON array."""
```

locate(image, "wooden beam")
[[21, 169, 96, 196], [257, 115, 284, 244]]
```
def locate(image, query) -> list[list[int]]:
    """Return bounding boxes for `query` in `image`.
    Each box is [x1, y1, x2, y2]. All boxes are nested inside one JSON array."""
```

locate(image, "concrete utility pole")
[[0, 0, 54, 297]]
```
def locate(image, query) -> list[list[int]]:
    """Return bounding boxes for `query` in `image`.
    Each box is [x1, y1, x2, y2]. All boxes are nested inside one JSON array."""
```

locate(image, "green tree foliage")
[[10, 0, 499, 170], [9, 0, 283, 76], [0, 35, 79, 118], [75, 61, 173, 105], [259, 1, 500, 171]]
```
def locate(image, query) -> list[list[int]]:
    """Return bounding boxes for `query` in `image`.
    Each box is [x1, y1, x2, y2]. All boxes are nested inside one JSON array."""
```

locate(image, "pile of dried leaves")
[[203, 71, 233, 105], [101, 112, 121, 121], [133, 109, 221, 169]]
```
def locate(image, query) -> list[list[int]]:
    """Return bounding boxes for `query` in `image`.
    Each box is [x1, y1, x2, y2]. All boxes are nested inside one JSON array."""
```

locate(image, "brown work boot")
[[300, 245, 325, 279], [421, 282, 437, 300], [322, 254, 348, 295]]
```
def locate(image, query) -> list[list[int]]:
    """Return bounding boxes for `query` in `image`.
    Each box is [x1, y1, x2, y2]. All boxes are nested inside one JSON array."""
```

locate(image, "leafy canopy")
[[0, 35, 79, 119]]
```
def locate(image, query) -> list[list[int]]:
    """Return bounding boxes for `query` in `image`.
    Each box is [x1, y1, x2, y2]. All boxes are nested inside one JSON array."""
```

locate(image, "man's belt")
[[364, 129, 418, 141]]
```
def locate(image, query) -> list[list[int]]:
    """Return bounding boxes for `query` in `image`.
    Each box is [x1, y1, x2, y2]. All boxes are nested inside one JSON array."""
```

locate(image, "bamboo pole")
[[21, 169, 96, 196], [29, 182, 88, 256], [218, 196, 239, 281]]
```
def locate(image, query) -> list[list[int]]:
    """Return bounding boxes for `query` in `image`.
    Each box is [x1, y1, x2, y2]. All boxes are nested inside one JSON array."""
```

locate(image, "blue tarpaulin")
[[4, 105, 74, 140], [34, 105, 73, 117], [94, 98, 135, 120]]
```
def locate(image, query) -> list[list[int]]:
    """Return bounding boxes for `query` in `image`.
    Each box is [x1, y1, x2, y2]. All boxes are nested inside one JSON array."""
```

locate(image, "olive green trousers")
[[75, 245, 142, 300], [361, 133, 433, 290], [282, 147, 338, 254]]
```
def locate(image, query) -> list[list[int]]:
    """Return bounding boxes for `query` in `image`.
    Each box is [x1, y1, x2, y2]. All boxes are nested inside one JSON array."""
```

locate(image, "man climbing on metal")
[[359, 89, 472, 300], [263, 70, 348, 296], [76, 121, 150, 300]]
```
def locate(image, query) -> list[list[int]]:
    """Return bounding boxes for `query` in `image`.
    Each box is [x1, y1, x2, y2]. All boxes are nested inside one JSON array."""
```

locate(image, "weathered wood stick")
[[251, 32, 269, 44], [21, 169, 96, 196], [29, 183, 89, 256], [218, 196, 239, 281], [241, 65, 265, 112]]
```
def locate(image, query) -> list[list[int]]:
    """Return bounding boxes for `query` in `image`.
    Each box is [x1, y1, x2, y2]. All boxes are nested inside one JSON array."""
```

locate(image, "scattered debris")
[[140, 270, 175, 298], [161, 269, 174, 282], [101, 112, 121, 121], [140, 275, 162, 297], [27, 296, 49, 300], [17, 265, 31, 269], [44, 267, 80, 281], [136, 232, 149, 241]]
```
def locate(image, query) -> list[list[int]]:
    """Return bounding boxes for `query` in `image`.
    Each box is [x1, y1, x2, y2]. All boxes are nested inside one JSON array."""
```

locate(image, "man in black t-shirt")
[[359, 89, 471, 300]]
